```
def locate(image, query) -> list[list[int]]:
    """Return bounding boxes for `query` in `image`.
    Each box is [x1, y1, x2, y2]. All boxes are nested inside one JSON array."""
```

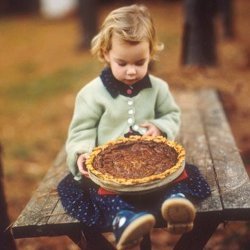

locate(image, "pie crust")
[[86, 136, 185, 193]]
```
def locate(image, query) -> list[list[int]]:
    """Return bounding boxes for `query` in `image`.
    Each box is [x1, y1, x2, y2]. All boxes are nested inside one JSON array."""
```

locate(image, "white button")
[[128, 100, 133, 105], [132, 125, 139, 131], [128, 118, 134, 124], [128, 109, 134, 115]]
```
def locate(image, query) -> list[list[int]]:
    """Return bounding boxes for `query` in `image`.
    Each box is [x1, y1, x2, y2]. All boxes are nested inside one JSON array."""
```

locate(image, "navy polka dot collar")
[[100, 67, 152, 98]]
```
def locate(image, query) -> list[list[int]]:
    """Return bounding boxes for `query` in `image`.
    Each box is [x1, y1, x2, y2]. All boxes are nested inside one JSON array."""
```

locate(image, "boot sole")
[[116, 214, 155, 250], [161, 198, 196, 234]]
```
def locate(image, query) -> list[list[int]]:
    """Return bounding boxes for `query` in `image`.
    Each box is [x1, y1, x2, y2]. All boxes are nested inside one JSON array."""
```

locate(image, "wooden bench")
[[11, 89, 250, 250]]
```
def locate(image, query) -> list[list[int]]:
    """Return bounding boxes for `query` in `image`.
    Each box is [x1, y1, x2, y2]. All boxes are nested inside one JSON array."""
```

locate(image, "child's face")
[[104, 34, 151, 86]]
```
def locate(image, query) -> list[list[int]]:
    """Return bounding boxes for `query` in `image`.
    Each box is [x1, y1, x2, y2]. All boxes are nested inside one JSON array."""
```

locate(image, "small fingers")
[[77, 154, 90, 178]]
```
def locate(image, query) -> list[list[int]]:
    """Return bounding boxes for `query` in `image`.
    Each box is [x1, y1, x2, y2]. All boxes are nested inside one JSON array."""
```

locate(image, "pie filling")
[[86, 136, 185, 185]]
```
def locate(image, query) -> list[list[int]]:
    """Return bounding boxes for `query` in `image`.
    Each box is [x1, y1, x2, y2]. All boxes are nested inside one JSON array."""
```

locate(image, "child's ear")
[[103, 51, 110, 63]]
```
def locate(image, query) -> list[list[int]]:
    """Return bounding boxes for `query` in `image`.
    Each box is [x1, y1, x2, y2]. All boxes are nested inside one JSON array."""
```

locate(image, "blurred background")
[[0, 0, 249, 249]]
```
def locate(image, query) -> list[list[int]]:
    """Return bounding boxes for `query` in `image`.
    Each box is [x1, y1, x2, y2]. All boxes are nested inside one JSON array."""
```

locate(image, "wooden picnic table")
[[11, 89, 250, 250]]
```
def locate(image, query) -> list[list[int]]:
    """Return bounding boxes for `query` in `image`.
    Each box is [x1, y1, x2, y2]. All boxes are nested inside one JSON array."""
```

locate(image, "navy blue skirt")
[[57, 164, 210, 231]]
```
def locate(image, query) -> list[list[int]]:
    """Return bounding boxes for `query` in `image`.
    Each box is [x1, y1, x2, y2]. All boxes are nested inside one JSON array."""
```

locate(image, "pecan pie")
[[86, 136, 185, 193]]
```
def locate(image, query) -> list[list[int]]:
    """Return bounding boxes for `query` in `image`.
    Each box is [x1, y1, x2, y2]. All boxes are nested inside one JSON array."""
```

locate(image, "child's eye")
[[116, 60, 126, 66], [118, 62, 126, 67], [135, 62, 145, 66], [135, 60, 146, 66]]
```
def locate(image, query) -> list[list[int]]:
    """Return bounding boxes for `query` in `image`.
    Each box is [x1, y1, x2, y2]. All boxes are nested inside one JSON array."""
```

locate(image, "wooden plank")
[[166, 89, 223, 250], [12, 147, 75, 238], [176, 90, 222, 213], [198, 89, 250, 220], [12, 90, 222, 239], [45, 149, 81, 228], [12, 89, 250, 242], [47, 198, 78, 225]]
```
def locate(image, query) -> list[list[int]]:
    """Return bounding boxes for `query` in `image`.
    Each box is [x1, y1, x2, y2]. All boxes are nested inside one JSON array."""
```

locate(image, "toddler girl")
[[58, 4, 210, 250]]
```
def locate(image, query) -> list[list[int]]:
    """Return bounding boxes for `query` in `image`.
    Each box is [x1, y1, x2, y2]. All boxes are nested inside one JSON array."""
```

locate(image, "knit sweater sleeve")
[[66, 81, 103, 180], [149, 77, 181, 140]]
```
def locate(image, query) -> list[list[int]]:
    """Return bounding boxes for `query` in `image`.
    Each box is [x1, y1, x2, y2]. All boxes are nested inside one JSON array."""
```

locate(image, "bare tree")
[[0, 144, 17, 250], [0, 0, 39, 15], [77, 0, 98, 50], [217, 0, 235, 39], [181, 0, 218, 67]]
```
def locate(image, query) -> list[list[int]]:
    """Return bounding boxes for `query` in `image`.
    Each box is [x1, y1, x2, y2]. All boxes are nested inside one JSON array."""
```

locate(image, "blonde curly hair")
[[91, 4, 164, 62]]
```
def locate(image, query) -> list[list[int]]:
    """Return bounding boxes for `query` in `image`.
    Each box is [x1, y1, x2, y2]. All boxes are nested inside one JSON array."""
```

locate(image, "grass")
[[1, 62, 96, 107], [1, 64, 95, 166], [0, 57, 101, 168], [0, 56, 101, 210]]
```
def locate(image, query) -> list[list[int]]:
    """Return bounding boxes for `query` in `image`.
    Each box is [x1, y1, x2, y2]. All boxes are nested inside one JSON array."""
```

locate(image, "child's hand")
[[140, 122, 162, 136], [77, 153, 90, 178]]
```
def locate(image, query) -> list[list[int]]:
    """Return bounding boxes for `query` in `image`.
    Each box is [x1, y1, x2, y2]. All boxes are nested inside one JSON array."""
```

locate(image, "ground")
[[0, 0, 250, 249]]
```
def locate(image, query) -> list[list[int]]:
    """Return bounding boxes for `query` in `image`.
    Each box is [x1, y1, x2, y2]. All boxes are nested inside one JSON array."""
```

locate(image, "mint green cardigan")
[[66, 74, 181, 180]]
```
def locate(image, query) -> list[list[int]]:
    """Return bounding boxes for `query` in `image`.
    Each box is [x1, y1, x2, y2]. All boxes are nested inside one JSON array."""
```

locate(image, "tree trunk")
[[0, 0, 39, 15], [0, 144, 17, 250], [217, 0, 235, 39], [77, 0, 98, 50], [181, 0, 218, 66]]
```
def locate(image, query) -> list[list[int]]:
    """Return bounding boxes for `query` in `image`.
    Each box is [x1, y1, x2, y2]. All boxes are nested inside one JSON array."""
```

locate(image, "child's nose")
[[127, 65, 136, 75]]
